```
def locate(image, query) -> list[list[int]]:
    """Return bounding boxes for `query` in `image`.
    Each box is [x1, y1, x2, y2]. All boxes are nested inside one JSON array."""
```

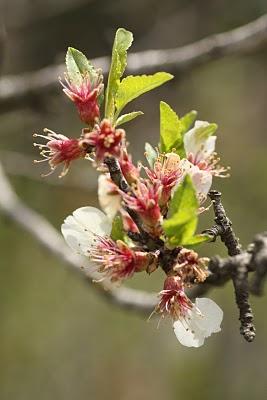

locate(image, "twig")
[[250, 232, 267, 295], [104, 156, 130, 192], [104, 156, 164, 250], [1, 14, 267, 113], [0, 161, 267, 330], [208, 190, 256, 342], [208, 190, 242, 256]]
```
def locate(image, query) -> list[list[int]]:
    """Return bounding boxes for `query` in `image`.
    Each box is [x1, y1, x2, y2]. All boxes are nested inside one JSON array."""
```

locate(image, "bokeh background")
[[1, 1, 267, 399]]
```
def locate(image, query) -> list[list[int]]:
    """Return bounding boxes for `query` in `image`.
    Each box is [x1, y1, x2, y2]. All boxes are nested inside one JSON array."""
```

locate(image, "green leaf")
[[159, 101, 183, 154], [163, 175, 199, 245], [115, 73, 173, 118], [182, 234, 212, 247], [195, 122, 218, 142], [105, 28, 133, 121], [180, 110, 198, 134], [168, 175, 198, 218], [116, 111, 143, 127], [65, 47, 97, 86], [166, 217, 198, 246], [111, 215, 125, 241], [145, 142, 158, 168]]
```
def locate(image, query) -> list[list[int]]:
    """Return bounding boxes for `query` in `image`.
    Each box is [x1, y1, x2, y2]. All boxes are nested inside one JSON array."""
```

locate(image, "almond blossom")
[[181, 120, 229, 202], [81, 119, 125, 163], [61, 206, 154, 283], [145, 152, 183, 208], [173, 297, 223, 347], [155, 276, 223, 347], [120, 180, 162, 236], [33, 129, 89, 177]]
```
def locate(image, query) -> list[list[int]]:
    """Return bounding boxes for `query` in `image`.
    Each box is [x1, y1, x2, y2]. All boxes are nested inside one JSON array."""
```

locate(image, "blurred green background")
[[1, 1, 267, 399]]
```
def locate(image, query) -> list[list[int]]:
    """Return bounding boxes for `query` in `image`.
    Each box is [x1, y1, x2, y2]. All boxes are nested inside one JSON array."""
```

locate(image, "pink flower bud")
[[119, 149, 140, 184], [120, 180, 162, 237], [82, 119, 125, 162], [60, 73, 103, 127]]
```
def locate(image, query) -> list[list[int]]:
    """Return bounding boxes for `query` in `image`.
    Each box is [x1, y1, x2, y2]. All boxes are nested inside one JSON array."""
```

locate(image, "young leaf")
[[111, 215, 125, 241], [115, 73, 173, 118], [180, 110, 198, 134], [105, 28, 133, 121], [195, 122, 218, 141], [168, 174, 198, 218], [165, 216, 198, 246], [163, 175, 199, 245], [182, 234, 211, 247], [145, 142, 158, 168], [65, 47, 96, 86], [116, 111, 143, 127], [160, 101, 183, 154]]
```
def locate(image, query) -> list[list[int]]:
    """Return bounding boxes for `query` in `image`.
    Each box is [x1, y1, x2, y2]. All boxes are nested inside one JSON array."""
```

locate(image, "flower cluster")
[[34, 31, 226, 348]]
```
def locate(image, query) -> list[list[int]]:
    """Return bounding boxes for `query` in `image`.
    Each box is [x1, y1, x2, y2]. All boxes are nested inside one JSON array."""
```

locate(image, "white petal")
[[73, 206, 111, 236], [61, 216, 93, 254], [61, 206, 111, 255], [180, 160, 212, 198], [98, 174, 121, 221], [184, 120, 216, 161], [173, 319, 205, 347], [190, 167, 213, 197], [203, 135, 216, 158], [195, 298, 223, 335], [173, 298, 223, 348]]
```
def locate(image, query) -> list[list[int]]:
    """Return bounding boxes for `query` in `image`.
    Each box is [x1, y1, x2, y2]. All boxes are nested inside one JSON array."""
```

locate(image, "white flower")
[[98, 174, 121, 221], [61, 206, 149, 283], [173, 298, 223, 347], [184, 120, 217, 164], [181, 159, 212, 201], [61, 206, 112, 255]]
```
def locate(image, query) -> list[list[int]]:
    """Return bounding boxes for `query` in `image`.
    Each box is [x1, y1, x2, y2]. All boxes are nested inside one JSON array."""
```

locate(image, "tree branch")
[[1, 14, 267, 113], [0, 161, 157, 314], [208, 190, 256, 342], [0, 161, 267, 331]]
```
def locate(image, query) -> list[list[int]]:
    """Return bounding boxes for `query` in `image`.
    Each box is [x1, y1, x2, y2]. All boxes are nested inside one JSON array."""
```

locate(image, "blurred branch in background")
[[0, 150, 97, 192], [0, 19, 6, 74], [0, 160, 266, 328], [0, 161, 157, 314], [0, 13, 267, 113]]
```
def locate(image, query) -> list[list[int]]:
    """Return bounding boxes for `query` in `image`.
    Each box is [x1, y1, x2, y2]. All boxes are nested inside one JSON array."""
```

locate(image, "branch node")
[[208, 190, 256, 342]]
